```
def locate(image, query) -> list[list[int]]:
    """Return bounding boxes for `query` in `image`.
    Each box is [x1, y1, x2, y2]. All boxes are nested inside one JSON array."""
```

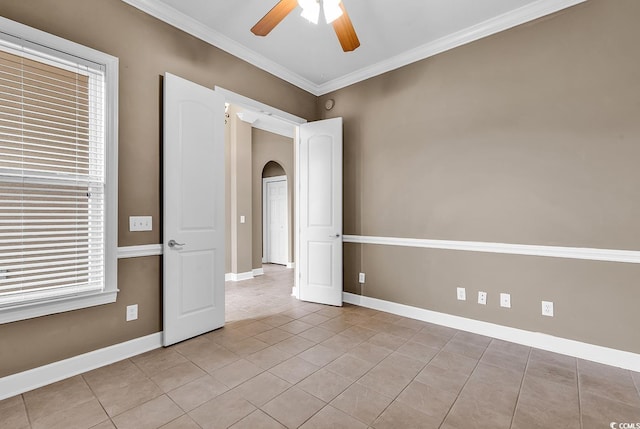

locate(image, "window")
[[0, 17, 118, 323]]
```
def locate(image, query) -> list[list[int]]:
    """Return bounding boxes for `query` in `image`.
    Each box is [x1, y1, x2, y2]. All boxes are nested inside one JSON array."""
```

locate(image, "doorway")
[[217, 86, 343, 306], [163, 78, 344, 347], [263, 172, 288, 265], [224, 101, 297, 281]]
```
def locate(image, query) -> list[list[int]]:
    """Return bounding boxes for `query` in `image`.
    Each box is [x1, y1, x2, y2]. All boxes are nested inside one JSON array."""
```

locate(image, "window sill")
[[0, 290, 118, 324]]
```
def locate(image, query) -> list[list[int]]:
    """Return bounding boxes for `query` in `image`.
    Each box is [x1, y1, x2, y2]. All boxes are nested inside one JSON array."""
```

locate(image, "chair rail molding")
[[342, 235, 640, 264]]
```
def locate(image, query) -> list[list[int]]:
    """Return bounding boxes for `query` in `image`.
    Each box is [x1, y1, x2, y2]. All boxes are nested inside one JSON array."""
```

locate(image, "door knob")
[[168, 239, 185, 248]]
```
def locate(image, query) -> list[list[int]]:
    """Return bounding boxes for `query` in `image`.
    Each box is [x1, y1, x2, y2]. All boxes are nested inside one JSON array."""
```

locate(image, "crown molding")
[[122, 0, 586, 96], [317, 0, 587, 94], [121, 0, 322, 95]]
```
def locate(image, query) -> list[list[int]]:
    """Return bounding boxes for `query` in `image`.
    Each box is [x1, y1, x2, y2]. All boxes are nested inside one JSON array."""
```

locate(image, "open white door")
[[163, 73, 225, 346], [298, 117, 343, 306]]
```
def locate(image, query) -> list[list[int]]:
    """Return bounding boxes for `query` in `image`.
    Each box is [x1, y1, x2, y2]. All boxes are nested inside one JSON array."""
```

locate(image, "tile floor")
[[2, 264, 640, 428]]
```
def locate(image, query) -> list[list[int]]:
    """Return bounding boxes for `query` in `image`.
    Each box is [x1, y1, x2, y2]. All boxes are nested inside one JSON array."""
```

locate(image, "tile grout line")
[[358, 329, 431, 425], [289, 320, 431, 426], [355, 326, 462, 427], [81, 369, 120, 429], [236, 314, 354, 428], [240, 302, 432, 427], [20, 394, 33, 429], [436, 335, 492, 429], [507, 346, 532, 429], [576, 358, 584, 429]]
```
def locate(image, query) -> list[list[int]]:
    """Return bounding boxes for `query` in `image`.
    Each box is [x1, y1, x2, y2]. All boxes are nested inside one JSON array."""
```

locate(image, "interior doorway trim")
[[215, 86, 306, 296], [214, 86, 306, 128]]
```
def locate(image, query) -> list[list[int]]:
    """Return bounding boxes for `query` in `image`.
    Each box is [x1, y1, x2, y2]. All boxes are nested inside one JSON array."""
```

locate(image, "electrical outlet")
[[126, 304, 138, 321], [457, 287, 466, 301], [240, 215, 246, 224], [478, 291, 487, 305], [542, 301, 554, 317], [129, 216, 152, 232], [500, 293, 511, 308], [358, 272, 365, 283]]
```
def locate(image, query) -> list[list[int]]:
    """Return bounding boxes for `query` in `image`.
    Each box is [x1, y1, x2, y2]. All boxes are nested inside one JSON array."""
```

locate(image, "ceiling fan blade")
[[251, 0, 298, 36], [332, 2, 360, 52]]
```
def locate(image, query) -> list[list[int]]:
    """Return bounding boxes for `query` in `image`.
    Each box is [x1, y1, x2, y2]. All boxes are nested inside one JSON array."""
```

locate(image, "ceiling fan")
[[251, 0, 360, 52]]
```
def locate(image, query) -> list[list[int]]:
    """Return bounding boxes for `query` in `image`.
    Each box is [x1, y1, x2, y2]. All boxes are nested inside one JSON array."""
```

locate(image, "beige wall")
[[229, 106, 254, 275], [0, 0, 315, 377], [318, 0, 640, 353], [321, 0, 640, 353], [252, 129, 295, 269]]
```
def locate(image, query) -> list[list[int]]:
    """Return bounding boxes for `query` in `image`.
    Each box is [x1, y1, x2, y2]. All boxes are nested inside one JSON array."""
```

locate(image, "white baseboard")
[[0, 333, 163, 401], [253, 268, 265, 276], [343, 292, 640, 372], [225, 271, 254, 282], [286, 262, 296, 269]]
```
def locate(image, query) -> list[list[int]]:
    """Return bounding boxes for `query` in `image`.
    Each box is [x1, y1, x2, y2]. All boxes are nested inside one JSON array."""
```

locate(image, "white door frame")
[[262, 175, 288, 265], [215, 86, 306, 296]]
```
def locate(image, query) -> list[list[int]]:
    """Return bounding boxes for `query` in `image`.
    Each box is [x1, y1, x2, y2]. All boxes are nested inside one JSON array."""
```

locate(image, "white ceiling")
[[122, 0, 585, 96]]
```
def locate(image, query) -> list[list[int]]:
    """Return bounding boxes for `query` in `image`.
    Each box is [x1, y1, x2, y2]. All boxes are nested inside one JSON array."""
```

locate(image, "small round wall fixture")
[[325, 99, 335, 110]]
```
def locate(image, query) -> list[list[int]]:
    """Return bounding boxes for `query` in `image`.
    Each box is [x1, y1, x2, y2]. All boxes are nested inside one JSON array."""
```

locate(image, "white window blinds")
[[0, 39, 107, 307]]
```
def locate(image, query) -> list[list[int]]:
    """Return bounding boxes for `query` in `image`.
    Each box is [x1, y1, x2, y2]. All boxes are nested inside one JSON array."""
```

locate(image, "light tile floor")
[[2, 264, 640, 428]]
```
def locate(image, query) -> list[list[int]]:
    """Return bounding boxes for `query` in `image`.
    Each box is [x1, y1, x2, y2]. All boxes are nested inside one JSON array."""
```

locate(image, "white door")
[[298, 118, 343, 306], [264, 177, 288, 265], [163, 73, 225, 346]]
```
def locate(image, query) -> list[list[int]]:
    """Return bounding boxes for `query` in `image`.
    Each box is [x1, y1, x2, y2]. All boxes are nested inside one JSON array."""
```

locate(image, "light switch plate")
[[358, 272, 365, 283], [129, 216, 152, 231], [240, 215, 246, 224]]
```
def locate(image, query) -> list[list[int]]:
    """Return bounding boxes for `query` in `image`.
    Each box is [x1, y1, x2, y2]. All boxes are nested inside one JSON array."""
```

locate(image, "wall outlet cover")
[[500, 293, 511, 308], [457, 287, 466, 301], [478, 291, 487, 305], [542, 301, 554, 317], [126, 304, 138, 321], [358, 272, 365, 283]]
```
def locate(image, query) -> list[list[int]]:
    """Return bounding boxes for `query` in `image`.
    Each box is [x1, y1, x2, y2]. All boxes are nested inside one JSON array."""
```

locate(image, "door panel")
[[308, 135, 333, 227], [307, 242, 333, 287], [179, 250, 216, 315], [266, 179, 288, 265], [299, 118, 343, 306], [163, 73, 225, 346]]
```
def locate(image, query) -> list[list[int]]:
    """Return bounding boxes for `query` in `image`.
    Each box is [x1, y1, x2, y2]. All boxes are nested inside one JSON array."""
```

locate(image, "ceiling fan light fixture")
[[323, 0, 343, 24], [298, 0, 320, 24]]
